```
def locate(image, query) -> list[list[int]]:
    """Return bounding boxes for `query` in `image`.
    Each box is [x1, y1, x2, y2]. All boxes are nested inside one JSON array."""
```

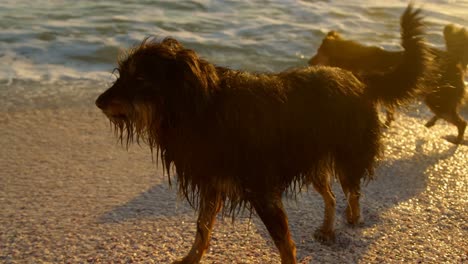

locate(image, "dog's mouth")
[[309, 53, 329, 66], [110, 114, 127, 120], [98, 100, 131, 121], [107, 112, 127, 120]]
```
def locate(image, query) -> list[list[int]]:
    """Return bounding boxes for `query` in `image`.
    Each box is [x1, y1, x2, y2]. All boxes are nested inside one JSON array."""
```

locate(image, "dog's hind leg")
[[455, 119, 467, 144], [311, 172, 336, 244], [173, 190, 222, 264], [250, 193, 297, 264], [337, 173, 362, 226], [336, 150, 374, 226], [384, 106, 396, 127], [444, 110, 466, 144]]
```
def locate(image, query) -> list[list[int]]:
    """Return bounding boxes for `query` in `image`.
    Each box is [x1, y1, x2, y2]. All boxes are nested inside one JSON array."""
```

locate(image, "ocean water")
[[0, 0, 466, 110]]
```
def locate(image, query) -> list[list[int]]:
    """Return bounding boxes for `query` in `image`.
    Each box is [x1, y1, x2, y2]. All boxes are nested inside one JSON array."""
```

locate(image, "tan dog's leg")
[[455, 120, 467, 144], [173, 191, 222, 264], [250, 194, 297, 264], [444, 111, 466, 144], [384, 107, 396, 127], [426, 111, 466, 144], [311, 173, 336, 243]]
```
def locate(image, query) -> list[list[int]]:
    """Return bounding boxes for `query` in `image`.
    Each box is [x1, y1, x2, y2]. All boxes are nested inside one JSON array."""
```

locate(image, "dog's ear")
[[142, 38, 218, 95], [443, 24, 468, 66], [174, 49, 219, 97], [443, 24, 456, 40], [443, 24, 468, 48], [443, 24, 458, 50], [321, 31, 342, 51], [317, 31, 342, 54], [309, 32, 338, 65], [161, 37, 184, 52], [160, 47, 219, 120], [326, 31, 341, 40]]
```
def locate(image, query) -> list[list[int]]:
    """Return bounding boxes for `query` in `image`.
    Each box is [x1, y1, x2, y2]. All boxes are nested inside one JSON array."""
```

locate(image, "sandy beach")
[[0, 99, 467, 263], [1, 0, 467, 262]]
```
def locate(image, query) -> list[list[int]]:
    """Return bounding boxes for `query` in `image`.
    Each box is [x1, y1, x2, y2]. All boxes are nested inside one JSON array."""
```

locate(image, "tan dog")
[[310, 24, 467, 144]]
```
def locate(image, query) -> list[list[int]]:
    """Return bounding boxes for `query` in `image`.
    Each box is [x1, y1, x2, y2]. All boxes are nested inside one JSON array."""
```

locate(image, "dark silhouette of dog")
[[309, 23, 467, 144], [96, 5, 428, 264]]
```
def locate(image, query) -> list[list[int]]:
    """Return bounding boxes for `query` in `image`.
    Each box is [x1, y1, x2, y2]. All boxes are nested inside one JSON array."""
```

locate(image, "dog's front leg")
[[173, 190, 222, 264], [250, 193, 297, 264]]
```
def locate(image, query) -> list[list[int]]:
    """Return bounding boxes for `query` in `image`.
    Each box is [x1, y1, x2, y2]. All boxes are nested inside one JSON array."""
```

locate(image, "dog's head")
[[308, 31, 380, 70], [444, 24, 468, 70], [95, 37, 219, 146], [308, 31, 342, 66]]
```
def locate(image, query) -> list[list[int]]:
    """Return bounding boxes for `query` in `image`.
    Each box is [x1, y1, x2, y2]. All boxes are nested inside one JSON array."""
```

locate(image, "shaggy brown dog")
[[309, 23, 467, 144], [96, 5, 428, 264]]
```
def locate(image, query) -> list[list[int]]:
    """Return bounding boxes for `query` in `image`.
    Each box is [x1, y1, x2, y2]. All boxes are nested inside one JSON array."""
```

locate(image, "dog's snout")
[[95, 94, 106, 109]]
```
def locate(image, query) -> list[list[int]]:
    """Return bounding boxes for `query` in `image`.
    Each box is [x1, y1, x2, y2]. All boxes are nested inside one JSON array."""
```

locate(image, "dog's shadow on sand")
[[98, 139, 458, 262], [359, 139, 458, 222], [98, 183, 194, 223]]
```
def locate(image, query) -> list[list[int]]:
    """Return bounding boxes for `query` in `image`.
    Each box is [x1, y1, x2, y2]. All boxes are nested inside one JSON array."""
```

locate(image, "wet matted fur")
[[309, 23, 467, 144], [96, 5, 428, 264]]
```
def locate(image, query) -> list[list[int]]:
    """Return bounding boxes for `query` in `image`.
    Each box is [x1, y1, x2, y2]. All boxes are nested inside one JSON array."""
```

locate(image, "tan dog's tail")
[[363, 4, 429, 107]]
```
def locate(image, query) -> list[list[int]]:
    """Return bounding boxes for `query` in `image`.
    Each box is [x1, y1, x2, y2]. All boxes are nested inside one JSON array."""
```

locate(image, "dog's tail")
[[363, 4, 429, 107]]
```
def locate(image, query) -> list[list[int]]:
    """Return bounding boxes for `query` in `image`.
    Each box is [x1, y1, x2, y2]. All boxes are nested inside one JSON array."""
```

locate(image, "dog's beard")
[[107, 101, 160, 149]]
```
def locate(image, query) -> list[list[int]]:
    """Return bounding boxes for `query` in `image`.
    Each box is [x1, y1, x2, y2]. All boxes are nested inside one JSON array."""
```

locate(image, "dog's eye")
[[134, 76, 158, 92], [134, 76, 147, 85], [133, 77, 145, 89]]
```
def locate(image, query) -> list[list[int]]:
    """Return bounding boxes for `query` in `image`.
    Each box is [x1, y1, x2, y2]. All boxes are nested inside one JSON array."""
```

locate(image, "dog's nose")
[[95, 94, 105, 109]]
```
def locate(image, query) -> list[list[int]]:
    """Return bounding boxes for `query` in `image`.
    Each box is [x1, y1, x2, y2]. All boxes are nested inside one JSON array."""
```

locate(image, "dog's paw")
[[425, 120, 436, 128], [172, 260, 191, 264], [172, 258, 191, 264], [172, 254, 202, 264], [443, 135, 467, 145], [313, 228, 335, 244], [383, 119, 393, 128], [345, 207, 362, 226]]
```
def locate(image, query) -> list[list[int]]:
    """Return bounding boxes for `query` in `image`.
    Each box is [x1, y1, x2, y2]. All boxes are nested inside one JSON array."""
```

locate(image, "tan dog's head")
[[308, 31, 343, 66], [308, 31, 387, 72], [444, 24, 468, 70]]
